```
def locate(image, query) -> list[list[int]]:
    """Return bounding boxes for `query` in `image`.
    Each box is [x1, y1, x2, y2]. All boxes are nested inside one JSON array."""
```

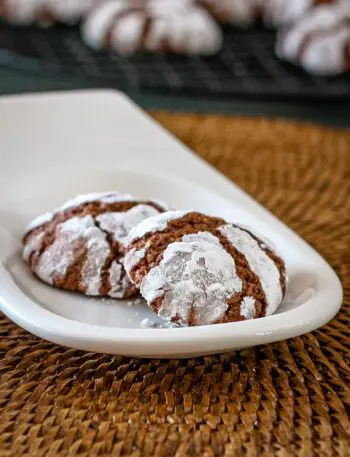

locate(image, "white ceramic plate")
[[0, 90, 343, 358]]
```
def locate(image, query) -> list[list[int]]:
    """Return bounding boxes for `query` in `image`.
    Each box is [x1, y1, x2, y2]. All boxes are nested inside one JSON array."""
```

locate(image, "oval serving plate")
[[0, 168, 342, 358], [0, 91, 342, 358]]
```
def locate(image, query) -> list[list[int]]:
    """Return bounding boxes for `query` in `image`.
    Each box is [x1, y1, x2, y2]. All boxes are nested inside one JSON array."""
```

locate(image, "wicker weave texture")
[[0, 114, 349, 457]]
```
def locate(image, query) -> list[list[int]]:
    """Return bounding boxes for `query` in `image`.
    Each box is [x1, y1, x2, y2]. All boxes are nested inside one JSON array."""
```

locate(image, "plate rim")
[[0, 259, 343, 356]]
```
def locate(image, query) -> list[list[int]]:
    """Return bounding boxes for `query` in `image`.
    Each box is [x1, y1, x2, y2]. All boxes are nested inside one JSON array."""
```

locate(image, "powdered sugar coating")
[[127, 210, 190, 244], [219, 224, 282, 315], [82, 0, 222, 56], [36, 215, 109, 292], [108, 260, 134, 298], [96, 204, 160, 245], [240, 296, 256, 320], [81, 228, 111, 296], [124, 247, 147, 275], [276, 3, 350, 75], [301, 28, 350, 75], [82, 1, 138, 51], [140, 232, 243, 326], [59, 192, 136, 211], [235, 223, 277, 254], [140, 318, 181, 329], [25, 192, 152, 233], [26, 211, 56, 233], [23, 231, 45, 263]]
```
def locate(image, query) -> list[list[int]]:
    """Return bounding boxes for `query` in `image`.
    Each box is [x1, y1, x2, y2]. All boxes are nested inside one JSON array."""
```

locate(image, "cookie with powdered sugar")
[[23, 192, 166, 298], [124, 211, 287, 327], [276, 2, 350, 75], [82, 0, 222, 56]]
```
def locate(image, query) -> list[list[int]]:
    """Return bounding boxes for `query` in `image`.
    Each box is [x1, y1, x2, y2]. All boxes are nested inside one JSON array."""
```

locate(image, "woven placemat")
[[0, 114, 349, 457]]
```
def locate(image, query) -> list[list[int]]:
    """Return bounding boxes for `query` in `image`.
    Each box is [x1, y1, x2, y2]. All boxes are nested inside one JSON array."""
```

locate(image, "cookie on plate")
[[81, 0, 222, 55], [124, 211, 287, 326], [0, 0, 97, 26], [23, 192, 166, 298], [276, 3, 350, 75]]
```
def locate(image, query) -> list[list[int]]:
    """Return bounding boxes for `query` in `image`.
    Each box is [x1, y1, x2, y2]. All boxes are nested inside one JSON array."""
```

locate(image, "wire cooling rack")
[[0, 22, 349, 100]]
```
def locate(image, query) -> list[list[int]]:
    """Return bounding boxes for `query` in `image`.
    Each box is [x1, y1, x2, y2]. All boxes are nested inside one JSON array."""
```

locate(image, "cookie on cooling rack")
[[23, 192, 166, 299], [0, 0, 96, 26], [81, 0, 222, 55], [276, 3, 350, 75], [124, 210, 287, 327]]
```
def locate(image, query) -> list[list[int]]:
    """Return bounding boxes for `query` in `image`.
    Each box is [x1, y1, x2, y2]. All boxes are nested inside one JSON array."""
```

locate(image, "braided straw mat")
[[0, 113, 349, 457]]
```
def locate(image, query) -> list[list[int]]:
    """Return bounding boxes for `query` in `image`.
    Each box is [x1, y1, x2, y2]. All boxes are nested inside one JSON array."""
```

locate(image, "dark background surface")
[[1, 65, 349, 128], [0, 23, 349, 128]]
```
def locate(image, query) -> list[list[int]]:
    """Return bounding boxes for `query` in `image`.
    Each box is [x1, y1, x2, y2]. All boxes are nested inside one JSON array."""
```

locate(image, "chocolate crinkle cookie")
[[23, 192, 166, 298], [124, 210, 287, 327], [81, 0, 222, 56], [276, 2, 350, 75]]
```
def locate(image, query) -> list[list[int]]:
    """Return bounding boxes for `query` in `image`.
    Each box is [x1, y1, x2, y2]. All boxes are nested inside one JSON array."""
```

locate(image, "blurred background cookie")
[[82, 0, 222, 55], [276, 3, 350, 75]]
